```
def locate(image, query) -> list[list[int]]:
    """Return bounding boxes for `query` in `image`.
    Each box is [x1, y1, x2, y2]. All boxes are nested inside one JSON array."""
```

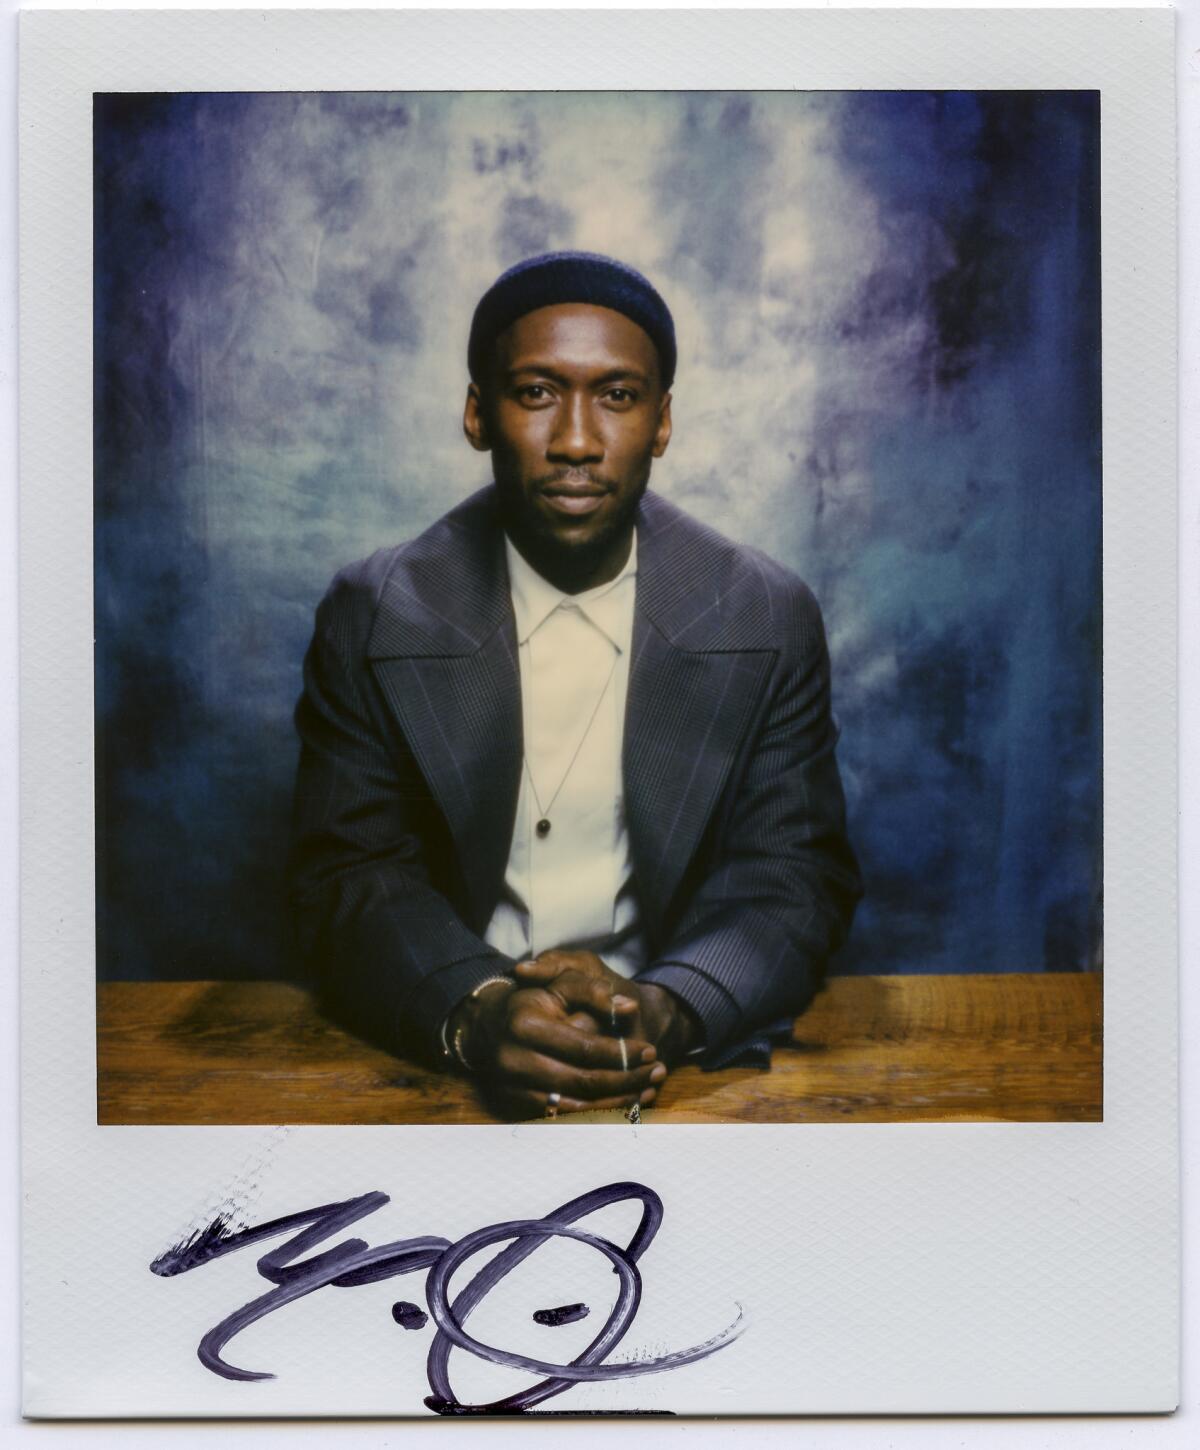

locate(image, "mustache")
[[534, 469, 614, 491]]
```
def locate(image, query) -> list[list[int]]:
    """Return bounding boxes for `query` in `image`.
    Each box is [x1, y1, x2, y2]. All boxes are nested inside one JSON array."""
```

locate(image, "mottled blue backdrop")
[[94, 90, 1101, 982]]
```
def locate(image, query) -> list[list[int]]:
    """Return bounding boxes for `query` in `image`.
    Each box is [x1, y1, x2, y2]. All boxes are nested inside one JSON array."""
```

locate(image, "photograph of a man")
[[94, 90, 1102, 1128], [287, 252, 863, 1121]]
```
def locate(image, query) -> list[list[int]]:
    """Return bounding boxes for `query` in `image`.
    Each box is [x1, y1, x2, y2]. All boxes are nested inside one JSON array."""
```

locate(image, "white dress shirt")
[[483, 532, 647, 977]]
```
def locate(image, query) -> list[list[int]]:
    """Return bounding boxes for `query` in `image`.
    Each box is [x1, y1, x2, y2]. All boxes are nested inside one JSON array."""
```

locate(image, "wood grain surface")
[[96, 973, 1101, 1125]]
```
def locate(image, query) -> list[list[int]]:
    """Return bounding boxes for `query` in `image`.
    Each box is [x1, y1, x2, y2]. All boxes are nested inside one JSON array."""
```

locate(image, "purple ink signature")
[[150, 1179, 746, 1414]]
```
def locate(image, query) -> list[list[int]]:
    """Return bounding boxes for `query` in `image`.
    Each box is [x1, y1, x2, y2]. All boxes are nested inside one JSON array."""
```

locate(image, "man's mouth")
[[540, 483, 610, 517]]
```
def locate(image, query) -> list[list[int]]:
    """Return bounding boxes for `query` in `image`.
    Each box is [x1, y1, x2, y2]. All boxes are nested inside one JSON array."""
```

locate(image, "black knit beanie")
[[467, 251, 676, 390]]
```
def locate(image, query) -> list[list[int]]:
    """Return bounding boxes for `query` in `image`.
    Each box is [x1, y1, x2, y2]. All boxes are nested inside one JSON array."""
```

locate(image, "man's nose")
[[547, 392, 603, 462]]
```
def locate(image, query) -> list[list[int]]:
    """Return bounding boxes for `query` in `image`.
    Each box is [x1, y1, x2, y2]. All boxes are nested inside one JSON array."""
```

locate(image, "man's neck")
[[504, 528, 635, 597]]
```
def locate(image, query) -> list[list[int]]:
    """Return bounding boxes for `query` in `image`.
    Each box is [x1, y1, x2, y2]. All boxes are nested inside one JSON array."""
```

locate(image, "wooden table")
[[97, 973, 1102, 1124]]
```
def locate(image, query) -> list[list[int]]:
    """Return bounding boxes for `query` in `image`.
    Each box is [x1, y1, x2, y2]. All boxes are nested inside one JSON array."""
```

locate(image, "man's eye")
[[605, 388, 636, 405], [518, 384, 552, 402]]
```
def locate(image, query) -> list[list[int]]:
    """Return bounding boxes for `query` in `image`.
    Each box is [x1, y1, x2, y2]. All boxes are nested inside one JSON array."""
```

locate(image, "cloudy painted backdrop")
[[94, 90, 1101, 982]]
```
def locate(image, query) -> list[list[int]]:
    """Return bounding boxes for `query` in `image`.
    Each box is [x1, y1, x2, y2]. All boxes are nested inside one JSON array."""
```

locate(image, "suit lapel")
[[366, 489, 522, 935], [363, 485, 778, 943], [624, 494, 778, 938]]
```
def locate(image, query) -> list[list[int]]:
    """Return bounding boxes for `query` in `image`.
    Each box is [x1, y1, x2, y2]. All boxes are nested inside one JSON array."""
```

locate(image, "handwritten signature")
[[150, 1179, 746, 1414]]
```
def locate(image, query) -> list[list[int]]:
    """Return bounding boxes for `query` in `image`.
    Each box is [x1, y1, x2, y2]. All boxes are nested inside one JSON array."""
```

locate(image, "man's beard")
[[497, 468, 650, 580]]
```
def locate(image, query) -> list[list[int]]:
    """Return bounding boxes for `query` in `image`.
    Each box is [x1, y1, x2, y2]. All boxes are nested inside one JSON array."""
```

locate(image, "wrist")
[[669, 997, 704, 1059], [640, 983, 704, 1064], [448, 976, 514, 1070]]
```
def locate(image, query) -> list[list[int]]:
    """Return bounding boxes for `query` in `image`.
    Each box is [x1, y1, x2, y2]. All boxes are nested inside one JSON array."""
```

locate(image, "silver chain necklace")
[[524, 646, 619, 839]]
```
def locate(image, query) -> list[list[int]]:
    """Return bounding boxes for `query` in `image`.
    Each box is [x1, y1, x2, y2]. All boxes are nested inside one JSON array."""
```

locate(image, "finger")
[[514, 960, 638, 1024], [516, 952, 598, 982], [541, 969, 630, 1022], [487, 1085, 660, 1122], [505, 987, 619, 1043], [509, 1009, 657, 1069], [496, 1044, 667, 1100], [560, 1059, 667, 1099], [514, 957, 559, 980], [541, 948, 606, 972], [552, 1085, 660, 1115]]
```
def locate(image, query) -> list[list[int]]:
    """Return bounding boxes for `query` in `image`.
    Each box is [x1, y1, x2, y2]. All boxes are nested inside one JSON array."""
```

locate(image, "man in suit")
[[287, 251, 862, 1120]]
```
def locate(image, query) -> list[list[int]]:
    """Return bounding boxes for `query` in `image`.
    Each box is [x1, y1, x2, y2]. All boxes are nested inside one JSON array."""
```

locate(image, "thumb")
[[514, 957, 559, 980]]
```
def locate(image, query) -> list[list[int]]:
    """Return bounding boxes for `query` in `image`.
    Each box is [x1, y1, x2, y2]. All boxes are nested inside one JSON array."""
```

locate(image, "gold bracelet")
[[447, 974, 512, 1072]]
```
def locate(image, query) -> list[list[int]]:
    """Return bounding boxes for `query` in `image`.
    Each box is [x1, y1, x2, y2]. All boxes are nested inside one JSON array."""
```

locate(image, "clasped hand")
[[450, 950, 701, 1121]]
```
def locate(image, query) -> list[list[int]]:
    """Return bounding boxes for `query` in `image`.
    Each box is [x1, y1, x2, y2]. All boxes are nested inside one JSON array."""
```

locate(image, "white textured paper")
[[19, 6, 1177, 1418]]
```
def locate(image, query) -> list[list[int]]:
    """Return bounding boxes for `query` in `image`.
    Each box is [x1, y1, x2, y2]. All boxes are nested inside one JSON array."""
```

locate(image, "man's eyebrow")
[[591, 367, 653, 387], [504, 364, 654, 387]]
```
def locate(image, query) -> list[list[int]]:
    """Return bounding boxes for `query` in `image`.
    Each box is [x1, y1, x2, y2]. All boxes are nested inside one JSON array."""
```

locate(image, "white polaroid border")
[[19, 7, 1177, 1418]]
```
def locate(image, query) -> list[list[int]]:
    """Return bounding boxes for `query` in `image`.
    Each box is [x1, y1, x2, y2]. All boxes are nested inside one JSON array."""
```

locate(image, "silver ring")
[[545, 1091, 561, 1119]]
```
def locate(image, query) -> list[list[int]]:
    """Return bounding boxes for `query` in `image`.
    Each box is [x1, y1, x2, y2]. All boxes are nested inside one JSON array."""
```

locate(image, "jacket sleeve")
[[286, 575, 516, 1061], [636, 577, 862, 1068]]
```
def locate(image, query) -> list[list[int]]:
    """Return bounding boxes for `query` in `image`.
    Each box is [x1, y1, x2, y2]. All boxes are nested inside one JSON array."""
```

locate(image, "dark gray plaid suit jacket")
[[287, 485, 861, 1069]]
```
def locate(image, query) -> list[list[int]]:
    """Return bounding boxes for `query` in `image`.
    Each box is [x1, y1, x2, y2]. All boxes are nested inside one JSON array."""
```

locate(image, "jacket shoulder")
[[637, 491, 824, 653], [316, 486, 504, 658]]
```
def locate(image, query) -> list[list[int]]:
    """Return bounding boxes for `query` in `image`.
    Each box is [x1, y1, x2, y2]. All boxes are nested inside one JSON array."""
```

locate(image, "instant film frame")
[[91, 81, 1105, 1126], [21, 7, 1177, 1417]]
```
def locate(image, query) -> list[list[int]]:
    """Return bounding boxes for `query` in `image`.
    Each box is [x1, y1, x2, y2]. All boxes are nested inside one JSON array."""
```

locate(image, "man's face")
[[464, 303, 672, 589]]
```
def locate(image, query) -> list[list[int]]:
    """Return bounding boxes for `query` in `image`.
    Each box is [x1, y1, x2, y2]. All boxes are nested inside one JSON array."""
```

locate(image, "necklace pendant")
[[536, 818, 551, 839]]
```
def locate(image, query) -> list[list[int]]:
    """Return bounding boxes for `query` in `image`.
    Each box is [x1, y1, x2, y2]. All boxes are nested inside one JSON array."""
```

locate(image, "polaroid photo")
[[19, 5, 1178, 1419]]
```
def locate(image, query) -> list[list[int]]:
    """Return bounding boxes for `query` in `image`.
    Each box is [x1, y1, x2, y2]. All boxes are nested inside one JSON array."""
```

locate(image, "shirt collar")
[[505, 531, 638, 651]]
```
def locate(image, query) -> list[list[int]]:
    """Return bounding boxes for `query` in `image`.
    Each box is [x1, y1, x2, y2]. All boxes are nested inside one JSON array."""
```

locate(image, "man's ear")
[[652, 391, 673, 459], [463, 383, 491, 453]]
